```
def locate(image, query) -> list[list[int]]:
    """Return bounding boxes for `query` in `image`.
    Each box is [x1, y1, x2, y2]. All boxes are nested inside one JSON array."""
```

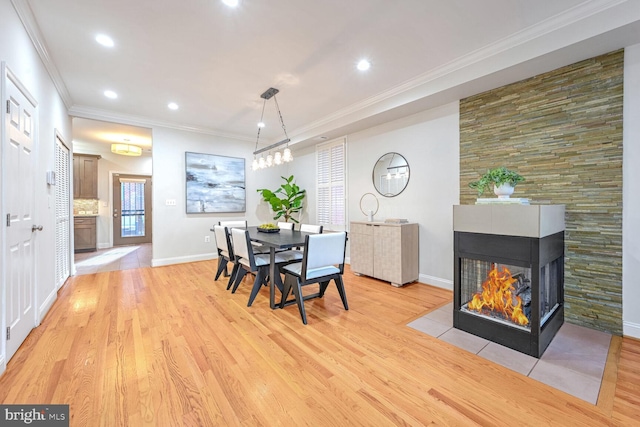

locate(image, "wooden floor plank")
[[0, 261, 638, 426]]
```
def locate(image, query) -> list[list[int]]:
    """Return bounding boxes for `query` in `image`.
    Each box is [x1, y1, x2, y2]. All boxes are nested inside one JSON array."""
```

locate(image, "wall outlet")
[[204, 235, 210, 243], [165, 199, 177, 206]]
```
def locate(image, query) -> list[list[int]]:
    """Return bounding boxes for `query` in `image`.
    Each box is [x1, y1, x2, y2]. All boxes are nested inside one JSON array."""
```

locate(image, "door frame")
[[108, 171, 153, 248]]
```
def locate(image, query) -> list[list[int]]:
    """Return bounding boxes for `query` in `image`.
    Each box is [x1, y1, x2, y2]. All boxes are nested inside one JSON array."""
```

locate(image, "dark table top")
[[246, 226, 311, 249]]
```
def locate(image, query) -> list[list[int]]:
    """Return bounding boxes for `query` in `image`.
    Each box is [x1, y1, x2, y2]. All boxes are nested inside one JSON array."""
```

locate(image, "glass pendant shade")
[[274, 151, 282, 165], [258, 156, 266, 169], [283, 148, 293, 162], [252, 158, 259, 171], [266, 154, 273, 167]]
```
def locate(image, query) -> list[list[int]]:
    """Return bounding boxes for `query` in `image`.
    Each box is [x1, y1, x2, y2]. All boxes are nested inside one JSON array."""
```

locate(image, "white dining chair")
[[213, 225, 238, 290], [277, 222, 294, 230], [279, 223, 323, 262], [219, 220, 268, 254], [279, 232, 348, 324], [231, 228, 288, 307]]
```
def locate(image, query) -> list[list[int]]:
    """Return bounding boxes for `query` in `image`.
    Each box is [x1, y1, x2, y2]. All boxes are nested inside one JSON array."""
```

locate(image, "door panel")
[[113, 174, 152, 246], [4, 68, 37, 362]]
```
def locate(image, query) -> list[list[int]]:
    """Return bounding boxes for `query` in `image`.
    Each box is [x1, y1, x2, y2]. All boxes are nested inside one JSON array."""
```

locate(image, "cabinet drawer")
[[74, 217, 96, 225]]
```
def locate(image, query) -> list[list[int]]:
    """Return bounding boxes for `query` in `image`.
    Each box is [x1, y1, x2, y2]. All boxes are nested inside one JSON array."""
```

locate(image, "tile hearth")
[[408, 302, 611, 404]]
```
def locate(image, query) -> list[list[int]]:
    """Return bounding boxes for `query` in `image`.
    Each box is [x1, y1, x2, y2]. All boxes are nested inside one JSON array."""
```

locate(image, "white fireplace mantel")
[[453, 204, 565, 238]]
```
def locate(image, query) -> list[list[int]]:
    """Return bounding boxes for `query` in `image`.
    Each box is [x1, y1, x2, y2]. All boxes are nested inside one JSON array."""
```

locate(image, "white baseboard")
[[623, 320, 640, 339], [97, 243, 110, 249], [38, 289, 57, 324], [418, 274, 453, 290], [152, 252, 217, 267]]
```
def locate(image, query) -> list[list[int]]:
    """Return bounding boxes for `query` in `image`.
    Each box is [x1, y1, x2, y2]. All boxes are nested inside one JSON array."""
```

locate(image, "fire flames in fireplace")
[[467, 266, 529, 326]]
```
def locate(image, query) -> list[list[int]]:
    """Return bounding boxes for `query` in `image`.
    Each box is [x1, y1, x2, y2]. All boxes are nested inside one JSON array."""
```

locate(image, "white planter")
[[494, 183, 515, 199]]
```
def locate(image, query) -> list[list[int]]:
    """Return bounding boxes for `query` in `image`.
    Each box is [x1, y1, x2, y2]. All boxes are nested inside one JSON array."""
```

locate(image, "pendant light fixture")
[[251, 87, 293, 171]]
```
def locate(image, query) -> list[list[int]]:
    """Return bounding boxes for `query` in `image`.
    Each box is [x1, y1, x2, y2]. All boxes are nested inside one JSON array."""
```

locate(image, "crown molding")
[[68, 105, 254, 142], [290, 0, 630, 139], [11, 0, 73, 109]]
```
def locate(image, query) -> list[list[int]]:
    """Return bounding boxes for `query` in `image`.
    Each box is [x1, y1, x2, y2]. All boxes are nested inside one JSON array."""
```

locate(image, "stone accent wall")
[[459, 50, 623, 335]]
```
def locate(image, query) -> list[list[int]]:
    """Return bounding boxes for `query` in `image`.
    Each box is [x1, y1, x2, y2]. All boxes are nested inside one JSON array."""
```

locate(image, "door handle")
[[31, 225, 43, 232], [114, 214, 118, 217]]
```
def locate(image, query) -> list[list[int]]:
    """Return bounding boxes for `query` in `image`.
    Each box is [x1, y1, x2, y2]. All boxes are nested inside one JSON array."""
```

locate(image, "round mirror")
[[372, 152, 410, 197]]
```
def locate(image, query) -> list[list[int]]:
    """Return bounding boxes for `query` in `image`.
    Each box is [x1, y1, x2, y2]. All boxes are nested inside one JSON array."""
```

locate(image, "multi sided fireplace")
[[453, 205, 565, 358]]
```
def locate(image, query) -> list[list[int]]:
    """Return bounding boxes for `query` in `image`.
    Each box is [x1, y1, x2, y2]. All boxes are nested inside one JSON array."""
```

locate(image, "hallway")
[[74, 243, 152, 275]]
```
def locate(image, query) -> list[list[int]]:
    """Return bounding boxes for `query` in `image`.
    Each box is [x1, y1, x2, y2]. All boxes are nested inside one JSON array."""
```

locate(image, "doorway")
[[113, 174, 152, 246]]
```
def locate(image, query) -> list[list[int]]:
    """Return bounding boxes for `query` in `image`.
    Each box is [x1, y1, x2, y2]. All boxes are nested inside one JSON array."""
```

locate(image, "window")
[[317, 138, 346, 231]]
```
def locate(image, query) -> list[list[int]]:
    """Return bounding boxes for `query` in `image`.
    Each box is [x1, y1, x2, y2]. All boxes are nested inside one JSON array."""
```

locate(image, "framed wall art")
[[185, 152, 246, 213]]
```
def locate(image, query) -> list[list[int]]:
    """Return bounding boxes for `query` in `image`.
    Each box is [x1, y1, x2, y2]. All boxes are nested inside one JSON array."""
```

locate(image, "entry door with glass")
[[113, 174, 152, 246]]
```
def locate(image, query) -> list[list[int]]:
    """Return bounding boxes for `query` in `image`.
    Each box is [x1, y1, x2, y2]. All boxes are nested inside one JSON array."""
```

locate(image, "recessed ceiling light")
[[257, 121, 265, 128], [168, 102, 179, 110], [95, 34, 114, 47], [222, 0, 239, 7], [104, 90, 118, 99], [357, 59, 371, 71]]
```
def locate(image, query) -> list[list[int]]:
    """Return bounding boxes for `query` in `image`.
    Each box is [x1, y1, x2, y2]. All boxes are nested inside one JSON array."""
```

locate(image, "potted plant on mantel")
[[469, 166, 525, 198], [257, 175, 306, 223]]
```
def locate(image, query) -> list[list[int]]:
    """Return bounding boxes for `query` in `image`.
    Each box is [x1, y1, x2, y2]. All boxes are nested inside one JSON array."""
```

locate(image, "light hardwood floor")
[[1, 261, 639, 426]]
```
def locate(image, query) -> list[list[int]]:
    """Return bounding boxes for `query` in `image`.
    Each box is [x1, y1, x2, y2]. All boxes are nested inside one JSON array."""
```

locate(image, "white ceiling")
[[16, 0, 640, 152]]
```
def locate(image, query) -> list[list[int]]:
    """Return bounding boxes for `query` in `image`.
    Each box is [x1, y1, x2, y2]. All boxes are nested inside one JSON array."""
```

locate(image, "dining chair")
[[213, 225, 238, 290], [279, 223, 323, 262], [277, 221, 294, 230], [279, 232, 348, 324], [219, 220, 268, 254], [231, 227, 288, 307], [219, 220, 247, 228]]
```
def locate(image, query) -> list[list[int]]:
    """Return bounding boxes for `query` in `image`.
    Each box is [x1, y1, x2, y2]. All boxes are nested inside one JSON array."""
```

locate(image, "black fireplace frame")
[[453, 231, 564, 358]]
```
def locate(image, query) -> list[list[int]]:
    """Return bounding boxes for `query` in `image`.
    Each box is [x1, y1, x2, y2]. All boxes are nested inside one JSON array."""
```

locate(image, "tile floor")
[[74, 243, 152, 275], [408, 302, 611, 404]]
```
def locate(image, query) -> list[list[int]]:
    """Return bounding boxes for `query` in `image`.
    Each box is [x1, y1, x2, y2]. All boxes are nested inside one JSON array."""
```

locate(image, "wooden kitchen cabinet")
[[73, 154, 101, 199], [350, 221, 419, 287], [74, 216, 97, 252]]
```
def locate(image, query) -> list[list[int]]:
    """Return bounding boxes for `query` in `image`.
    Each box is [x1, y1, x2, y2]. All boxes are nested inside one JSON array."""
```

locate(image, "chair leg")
[[226, 262, 239, 290], [291, 278, 307, 325], [319, 280, 330, 297], [280, 274, 294, 308], [231, 266, 248, 293], [247, 268, 266, 307], [214, 256, 228, 281], [334, 276, 349, 310]]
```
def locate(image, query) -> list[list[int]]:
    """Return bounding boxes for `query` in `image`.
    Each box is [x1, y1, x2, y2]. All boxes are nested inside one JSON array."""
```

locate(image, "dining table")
[[246, 226, 312, 309]]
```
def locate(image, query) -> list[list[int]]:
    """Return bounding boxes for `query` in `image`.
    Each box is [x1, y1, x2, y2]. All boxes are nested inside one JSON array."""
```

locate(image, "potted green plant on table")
[[469, 166, 525, 198], [257, 175, 306, 223]]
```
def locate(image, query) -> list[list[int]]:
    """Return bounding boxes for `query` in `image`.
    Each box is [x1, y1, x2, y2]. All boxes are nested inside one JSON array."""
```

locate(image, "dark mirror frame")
[[372, 152, 410, 197]]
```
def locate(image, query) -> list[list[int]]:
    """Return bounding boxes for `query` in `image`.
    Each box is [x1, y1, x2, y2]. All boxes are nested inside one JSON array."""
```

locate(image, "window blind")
[[54, 135, 70, 289], [316, 138, 346, 231]]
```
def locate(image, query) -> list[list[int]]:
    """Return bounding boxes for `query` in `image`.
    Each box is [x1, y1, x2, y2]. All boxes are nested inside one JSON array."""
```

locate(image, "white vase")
[[494, 183, 515, 199]]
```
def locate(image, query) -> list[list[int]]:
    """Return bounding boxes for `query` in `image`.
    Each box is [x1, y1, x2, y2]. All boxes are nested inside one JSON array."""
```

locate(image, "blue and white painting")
[[185, 152, 246, 213]]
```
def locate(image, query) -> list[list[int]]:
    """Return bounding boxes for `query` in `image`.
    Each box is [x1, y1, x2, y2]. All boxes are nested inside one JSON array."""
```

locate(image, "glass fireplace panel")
[[460, 258, 532, 331], [540, 258, 561, 326]]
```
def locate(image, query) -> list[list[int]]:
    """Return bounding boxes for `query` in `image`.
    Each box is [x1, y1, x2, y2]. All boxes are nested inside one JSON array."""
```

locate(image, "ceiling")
[[15, 0, 640, 153]]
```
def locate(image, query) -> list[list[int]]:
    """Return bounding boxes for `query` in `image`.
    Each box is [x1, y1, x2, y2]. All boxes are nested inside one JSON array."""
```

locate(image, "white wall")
[[150, 126, 283, 266], [347, 103, 460, 289], [0, 1, 72, 372], [287, 103, 460, 289], [623, 44, 640, 339]]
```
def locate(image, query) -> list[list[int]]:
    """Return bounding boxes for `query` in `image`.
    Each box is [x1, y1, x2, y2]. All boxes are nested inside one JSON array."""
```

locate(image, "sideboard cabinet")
[[349, 221, 419, 287]]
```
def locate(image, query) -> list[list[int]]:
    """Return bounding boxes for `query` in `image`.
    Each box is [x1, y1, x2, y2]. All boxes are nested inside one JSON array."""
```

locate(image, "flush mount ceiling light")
[[251, 87, 293, 171], [111, 143, 142, 156], [357, 59, 371, 71], [104, 90, 118, 99], [95, 34, 114, 47], [222, 0, 239, 7], [168, 102, 179, 110]]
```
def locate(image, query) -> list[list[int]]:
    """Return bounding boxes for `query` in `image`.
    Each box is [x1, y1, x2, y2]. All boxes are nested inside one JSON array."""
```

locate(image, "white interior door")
[[55, 133, 70, 289], [3, 67, 38, 362]]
